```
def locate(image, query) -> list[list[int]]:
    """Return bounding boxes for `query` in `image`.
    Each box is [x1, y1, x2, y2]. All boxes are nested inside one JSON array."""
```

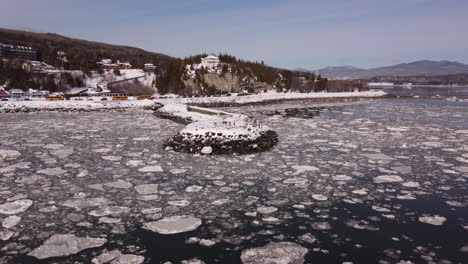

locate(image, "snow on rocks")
[[28, 234, 107, 259], [201, 146, 213, 154], [418, 215, 447, 226], [241, 242, 308, 264], [160, 104, 278, 155], [373, 175, 404, 183], [143, 216, 202, 234], [0, 199, 33, 215]]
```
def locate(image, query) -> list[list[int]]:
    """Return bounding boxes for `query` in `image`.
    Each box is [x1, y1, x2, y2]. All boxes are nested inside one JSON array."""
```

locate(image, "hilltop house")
[[201, 55, 220, 68]]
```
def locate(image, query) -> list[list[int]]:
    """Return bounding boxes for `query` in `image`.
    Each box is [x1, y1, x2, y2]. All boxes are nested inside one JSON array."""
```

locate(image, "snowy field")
[[0, 99, 467, 263]]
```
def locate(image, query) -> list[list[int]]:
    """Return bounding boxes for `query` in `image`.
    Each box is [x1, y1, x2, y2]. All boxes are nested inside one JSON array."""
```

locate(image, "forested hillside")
[[0, 28, 367, 94], [0, 28, 174, 72]]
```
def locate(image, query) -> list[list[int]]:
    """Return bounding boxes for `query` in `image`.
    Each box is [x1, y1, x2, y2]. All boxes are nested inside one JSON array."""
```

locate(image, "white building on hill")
[[201, 55, 220, 68]]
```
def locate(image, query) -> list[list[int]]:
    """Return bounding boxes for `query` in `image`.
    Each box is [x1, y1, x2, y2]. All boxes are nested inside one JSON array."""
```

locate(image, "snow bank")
[[0, 100, 158, 113], [162, 90, 387, 106]]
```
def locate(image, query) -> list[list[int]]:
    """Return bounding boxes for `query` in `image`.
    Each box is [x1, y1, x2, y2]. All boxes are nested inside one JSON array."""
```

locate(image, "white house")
[[201, 55, 220, 68], [144, 63, 156, 70]]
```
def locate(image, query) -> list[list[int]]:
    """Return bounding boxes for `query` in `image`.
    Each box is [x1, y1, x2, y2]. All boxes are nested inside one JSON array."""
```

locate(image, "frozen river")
[[1, 99, 467, 263]]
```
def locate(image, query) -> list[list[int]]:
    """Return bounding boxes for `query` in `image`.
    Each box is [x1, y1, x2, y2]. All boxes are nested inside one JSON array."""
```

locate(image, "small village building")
[[28, 89, 50, 98], [97, 59, 132, 70], [0, 88, 9, 98], [0, 43, 38, 61], [22, 61, 56, 73], [10, 89, 25, 99], [201, 55, 220, 68]]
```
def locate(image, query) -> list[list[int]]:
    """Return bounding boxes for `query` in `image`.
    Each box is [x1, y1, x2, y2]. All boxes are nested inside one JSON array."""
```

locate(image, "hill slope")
[[310, 60, 468, 79], [0, 28, 175, 70]]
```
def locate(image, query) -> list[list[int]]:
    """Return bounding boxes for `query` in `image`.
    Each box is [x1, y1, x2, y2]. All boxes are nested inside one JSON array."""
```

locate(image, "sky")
[[1, 0, 468, 70]]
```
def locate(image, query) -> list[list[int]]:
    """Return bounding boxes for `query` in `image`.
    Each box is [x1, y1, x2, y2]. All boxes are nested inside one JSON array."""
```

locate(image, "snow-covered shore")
[[0, 100, 158, 113], [164, 90, 388, 106], [0, 90, 387, 113]]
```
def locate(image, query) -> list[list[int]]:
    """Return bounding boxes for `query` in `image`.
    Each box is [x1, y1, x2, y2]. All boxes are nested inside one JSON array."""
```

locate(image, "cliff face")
[[201, 73, 240, 92], [183, 72, 275, 94]]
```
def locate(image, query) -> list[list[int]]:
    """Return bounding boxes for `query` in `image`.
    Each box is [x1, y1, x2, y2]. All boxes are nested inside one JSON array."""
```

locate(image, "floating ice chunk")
[[143, 216, 202, 234], [133, 137, 151, 141], [2, 215, 22, 228], [168, 200, 191, 207], [332, 175, 352, 181], [28, 234, 106, 259], [104, 181, 133, 189], [283, 178, 308, 185], [401, 181, 420, 188], [298, 233, 316, 244], [292, 165, 319, 174], [91, 249, 121, 264], [185, 185, 203, 192], [62, 197, 111, 209], [361, 153, 395, 160], [102, 156, 121, 161], [241, 242, 308, 264], [257, 206, 278, 214], [88, 206, 129, 217], [37, 167, 67, 176], [0, 199, 33, 215], [312, 194, 328, 201], [373, 175, 403, 183], [352, 189, 368, 195], [134, 184, 158, 195], [372, 206, 391, 213], [418, 215, 446, 226], [125, 160, 144, 167], [138, 166, 164, 172], [0, 149, 21, 158]]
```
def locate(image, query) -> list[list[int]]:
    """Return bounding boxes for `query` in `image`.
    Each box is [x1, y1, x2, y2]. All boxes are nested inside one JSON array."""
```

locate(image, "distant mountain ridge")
[[300, 60, 468, 80]]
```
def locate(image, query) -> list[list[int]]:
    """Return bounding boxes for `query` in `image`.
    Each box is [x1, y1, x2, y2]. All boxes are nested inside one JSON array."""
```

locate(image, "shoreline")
[[1, 92, 466, 114]]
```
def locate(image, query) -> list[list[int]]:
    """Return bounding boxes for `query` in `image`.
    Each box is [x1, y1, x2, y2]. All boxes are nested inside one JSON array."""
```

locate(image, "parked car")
[[24, 98, 32, 101], [1, 98, 8, 101], [101, 97, 108, 101]]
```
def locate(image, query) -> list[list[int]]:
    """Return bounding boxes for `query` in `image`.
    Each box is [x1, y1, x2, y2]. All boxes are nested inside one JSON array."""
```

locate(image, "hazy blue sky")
[[1, 0, 467, 69]]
